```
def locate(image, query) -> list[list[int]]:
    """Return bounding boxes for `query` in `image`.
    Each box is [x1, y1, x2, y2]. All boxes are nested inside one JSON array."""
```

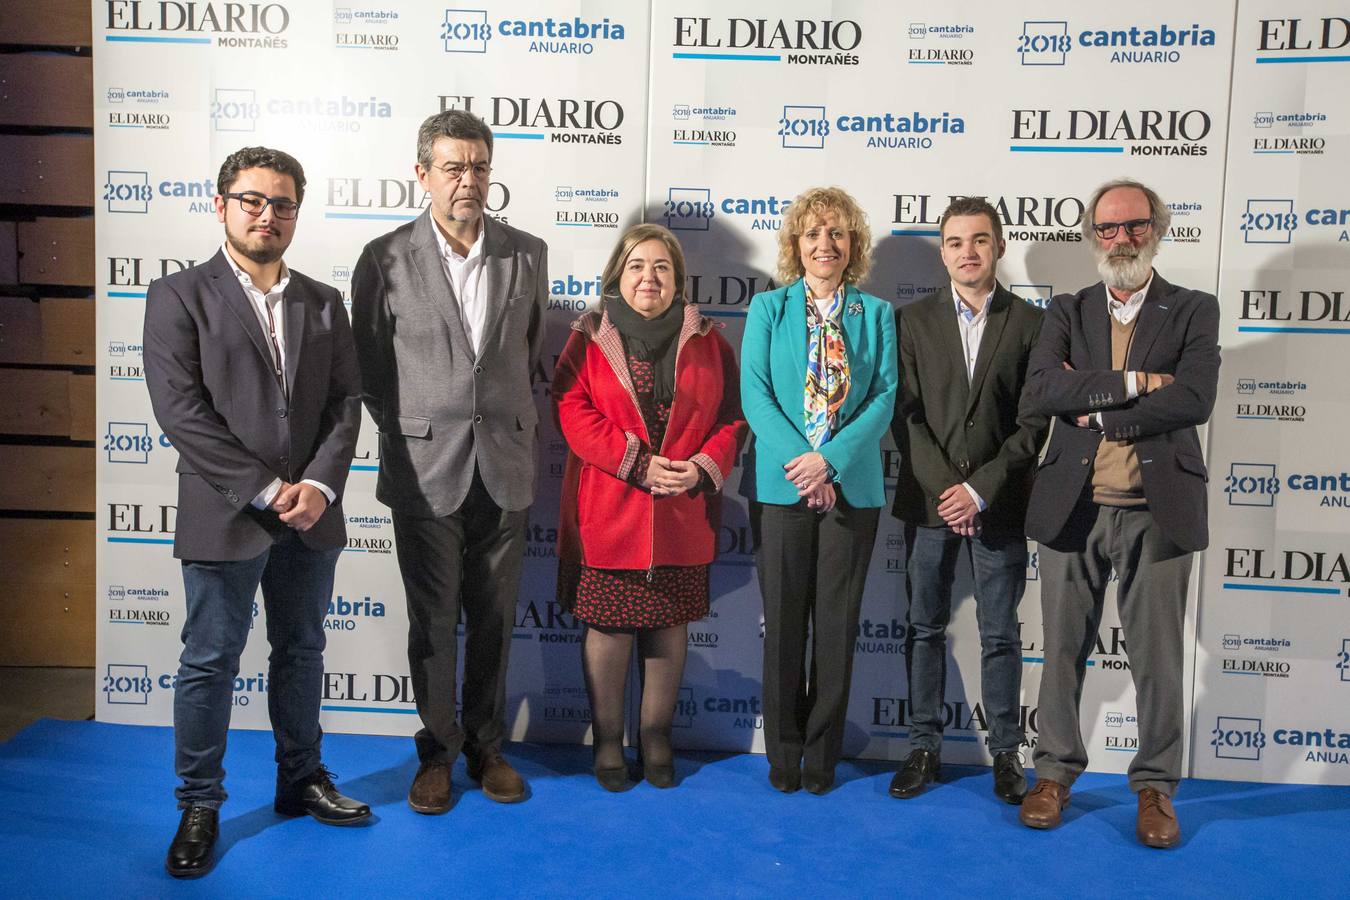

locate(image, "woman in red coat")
[[553, 223, 746, 791]]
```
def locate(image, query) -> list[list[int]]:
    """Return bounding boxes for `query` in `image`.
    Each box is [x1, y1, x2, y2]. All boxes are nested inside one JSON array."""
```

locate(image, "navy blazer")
[[143, 249, 362, 560], [1018, 273, 1220, 552]]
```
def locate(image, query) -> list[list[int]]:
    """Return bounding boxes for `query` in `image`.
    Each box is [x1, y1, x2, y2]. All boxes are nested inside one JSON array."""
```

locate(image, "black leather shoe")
[[993, 752, 1028, 805], [165, 805, 218, 879], [801, 769, 835, 795], [275, 766, 371, 825], [889, 749, 940, 799], [768, 766, 801, 794]]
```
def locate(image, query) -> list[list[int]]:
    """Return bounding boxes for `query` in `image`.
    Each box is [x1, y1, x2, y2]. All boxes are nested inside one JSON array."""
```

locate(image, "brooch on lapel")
[[847, 301, 863, 316]]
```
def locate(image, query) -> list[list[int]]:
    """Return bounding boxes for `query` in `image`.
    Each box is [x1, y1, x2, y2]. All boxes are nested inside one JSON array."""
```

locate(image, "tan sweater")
[[1092, 317, 1146, 506]]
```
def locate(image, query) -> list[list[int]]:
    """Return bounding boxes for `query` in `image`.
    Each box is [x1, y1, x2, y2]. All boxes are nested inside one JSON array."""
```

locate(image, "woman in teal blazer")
[[741, 186, 897, 795]]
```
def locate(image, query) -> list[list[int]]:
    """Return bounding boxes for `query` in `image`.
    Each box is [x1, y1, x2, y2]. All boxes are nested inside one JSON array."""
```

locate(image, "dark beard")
[[227, 231, 284, 265]]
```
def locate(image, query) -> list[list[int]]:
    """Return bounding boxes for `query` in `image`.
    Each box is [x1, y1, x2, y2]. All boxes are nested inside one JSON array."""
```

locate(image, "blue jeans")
[[174, 531, 340, 808], [903, 524, 1027, 755]]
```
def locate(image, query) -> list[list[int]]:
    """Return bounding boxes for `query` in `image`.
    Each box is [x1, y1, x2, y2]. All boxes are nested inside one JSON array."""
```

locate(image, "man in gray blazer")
[[351, 110, 548, 812], [1016, 178, 1220, 848], [144, 147, 368, 878], [888, 197, 1048, 805]]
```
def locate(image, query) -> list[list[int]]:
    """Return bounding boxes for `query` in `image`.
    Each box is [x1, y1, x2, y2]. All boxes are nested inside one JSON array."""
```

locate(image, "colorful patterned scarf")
[[803, 287, 850, 449]]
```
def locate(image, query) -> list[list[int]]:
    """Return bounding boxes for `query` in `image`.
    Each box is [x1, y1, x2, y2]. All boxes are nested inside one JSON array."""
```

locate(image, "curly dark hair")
[[216, 146, 307, 205]]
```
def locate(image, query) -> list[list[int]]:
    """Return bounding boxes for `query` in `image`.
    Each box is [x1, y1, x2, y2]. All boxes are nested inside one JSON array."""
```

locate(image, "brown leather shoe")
[[408, 760, 452, 815], [467, 751, 526, 804], [1019, 778, 1070, 829], [1136, 788, 1181, 848]]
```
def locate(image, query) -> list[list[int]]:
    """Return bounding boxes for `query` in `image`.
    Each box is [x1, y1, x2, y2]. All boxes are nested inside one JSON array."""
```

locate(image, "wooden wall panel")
[[68, 373, 95, 440], [0, 221, 15, 282], [0, 0, 93, 47], [42, 297, 96, 365], [0, 56, 92, 128], [0, 296, 43, 363], [0, 136, 94, 207], [0, 368, 71, 435], [0, 519, 94, 583], [0, 520, 96, 665], [0, 582, 95, 667], [17, 217, 94, 285], [0, 445, 93, 512]]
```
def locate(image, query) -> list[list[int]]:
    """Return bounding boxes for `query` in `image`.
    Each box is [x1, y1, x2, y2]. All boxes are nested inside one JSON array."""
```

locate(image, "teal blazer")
[[740, 279, 898, 508]]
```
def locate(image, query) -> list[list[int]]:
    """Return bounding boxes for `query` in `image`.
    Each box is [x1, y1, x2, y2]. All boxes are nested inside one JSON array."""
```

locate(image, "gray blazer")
[[1019, 273, 1220, 552], [143, 250, 362, 560], [351, 211, 549, 516]]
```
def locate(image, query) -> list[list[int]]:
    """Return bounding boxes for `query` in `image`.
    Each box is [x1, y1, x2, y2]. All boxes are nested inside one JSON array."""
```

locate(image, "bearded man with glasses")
[[144, 146, 367, 878], [1015, 178, 1220, 849]]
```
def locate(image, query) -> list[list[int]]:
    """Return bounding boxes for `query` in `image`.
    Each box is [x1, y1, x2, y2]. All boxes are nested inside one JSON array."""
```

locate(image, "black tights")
[[582, 624, 688, 770]]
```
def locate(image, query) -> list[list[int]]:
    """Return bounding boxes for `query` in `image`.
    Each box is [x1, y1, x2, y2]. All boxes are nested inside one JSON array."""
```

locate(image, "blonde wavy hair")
[[776, 186, 872, 285]]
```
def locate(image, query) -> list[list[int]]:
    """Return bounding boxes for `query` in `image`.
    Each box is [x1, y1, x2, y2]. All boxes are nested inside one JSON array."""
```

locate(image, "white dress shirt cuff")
[[961, 482, 987, 512], [302, 479, 336, 505], [252, 477, 284, 510], [1125, 371, 1140, 400]]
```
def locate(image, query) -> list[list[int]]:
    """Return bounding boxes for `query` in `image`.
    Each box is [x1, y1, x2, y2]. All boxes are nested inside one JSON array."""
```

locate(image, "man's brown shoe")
[[408, 760, 452, 814], [467, 751, 526, 804], [1136, 788, 1181, 848], [1019, 779, 1070, 829]]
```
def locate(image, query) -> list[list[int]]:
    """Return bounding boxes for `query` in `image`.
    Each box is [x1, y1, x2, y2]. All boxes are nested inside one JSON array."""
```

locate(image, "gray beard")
[[1095, 244, 1156, 291]]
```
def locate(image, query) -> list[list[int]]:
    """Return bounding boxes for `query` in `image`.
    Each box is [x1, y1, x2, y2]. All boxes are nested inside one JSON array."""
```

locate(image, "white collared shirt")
[[951, 281, 994, 383], [221, 244, 334, 510], [951, 282, 994, 514], [432, 221, 487, 354]]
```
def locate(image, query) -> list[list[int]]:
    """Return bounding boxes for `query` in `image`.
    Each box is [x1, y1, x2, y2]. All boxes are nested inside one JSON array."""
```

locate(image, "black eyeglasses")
[[223, 191, 300, 220], [1092, 217, 1153, 239]]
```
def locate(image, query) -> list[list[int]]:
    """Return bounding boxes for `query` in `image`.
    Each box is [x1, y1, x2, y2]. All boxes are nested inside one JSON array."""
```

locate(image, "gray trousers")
[[1033, 502, 1193, 795]]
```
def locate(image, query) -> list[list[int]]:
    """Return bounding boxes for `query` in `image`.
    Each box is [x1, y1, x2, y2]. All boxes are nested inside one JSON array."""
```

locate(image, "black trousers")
[[392, 470, 527, 764], [752, 498, 879, 775]]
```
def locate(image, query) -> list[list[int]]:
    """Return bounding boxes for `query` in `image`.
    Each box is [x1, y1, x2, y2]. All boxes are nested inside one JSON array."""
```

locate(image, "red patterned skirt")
[[557, 561, 709, 629]]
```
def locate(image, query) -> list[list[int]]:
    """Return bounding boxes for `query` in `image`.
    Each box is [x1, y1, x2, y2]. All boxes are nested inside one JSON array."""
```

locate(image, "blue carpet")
[[1, 719, 1347, 897]]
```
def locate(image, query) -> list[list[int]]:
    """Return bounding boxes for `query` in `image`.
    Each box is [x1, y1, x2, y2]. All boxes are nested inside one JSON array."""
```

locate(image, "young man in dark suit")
[[888, 197, 1049, 804], [144, 147, 368, 878], [1016, 178, 1220, 848]]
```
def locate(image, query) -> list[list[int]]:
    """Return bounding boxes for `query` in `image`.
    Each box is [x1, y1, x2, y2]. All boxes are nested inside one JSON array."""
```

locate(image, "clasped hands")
[[784, 451, 836, 513], [270, 481, 329, 531], [640, 456, 702, 496]]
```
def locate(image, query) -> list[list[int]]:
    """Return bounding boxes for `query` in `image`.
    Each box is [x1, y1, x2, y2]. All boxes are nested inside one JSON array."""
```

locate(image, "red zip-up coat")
[[554, 304, 747, 570]]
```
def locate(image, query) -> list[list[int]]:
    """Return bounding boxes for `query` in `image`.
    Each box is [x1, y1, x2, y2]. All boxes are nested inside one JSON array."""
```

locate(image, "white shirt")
[[221, 244, 335, 510], [432, 221, 487, 354], [951, 281, 993, 382], [951, 282, 994, 513]]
